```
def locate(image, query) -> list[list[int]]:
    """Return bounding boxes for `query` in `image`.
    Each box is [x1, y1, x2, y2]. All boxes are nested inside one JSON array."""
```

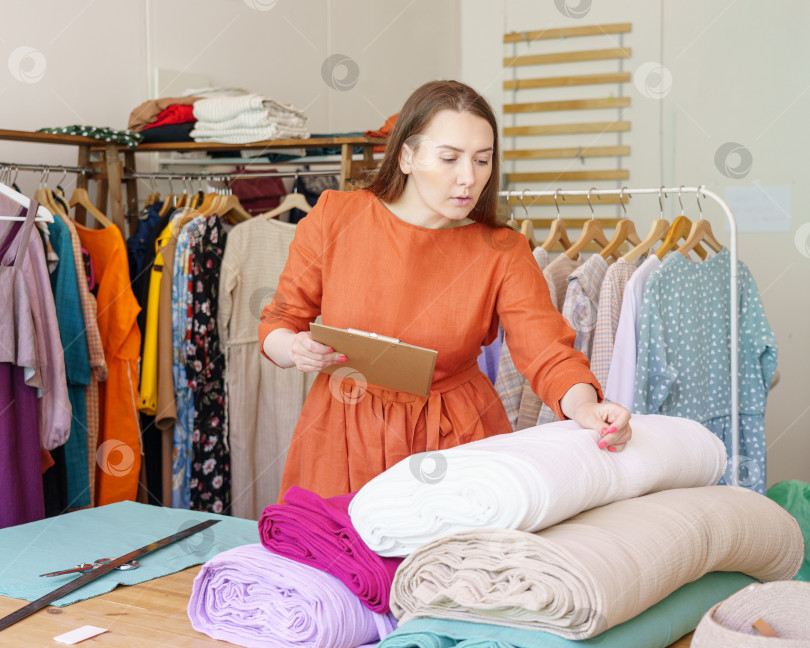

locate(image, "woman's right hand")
[[289, 331, 346, 373]]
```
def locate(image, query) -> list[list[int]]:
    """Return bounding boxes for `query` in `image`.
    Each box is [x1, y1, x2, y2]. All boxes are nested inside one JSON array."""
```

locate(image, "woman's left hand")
[[572, 401, 632, 452]]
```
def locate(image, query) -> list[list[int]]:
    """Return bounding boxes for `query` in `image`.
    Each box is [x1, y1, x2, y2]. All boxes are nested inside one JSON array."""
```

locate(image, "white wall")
[[462, 0, 810, 488], [1, 0, 461, 193]]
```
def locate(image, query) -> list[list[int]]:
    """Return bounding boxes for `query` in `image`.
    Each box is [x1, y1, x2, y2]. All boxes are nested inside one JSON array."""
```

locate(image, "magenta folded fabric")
[[259, 485, 402, 613], [188, 544, 396, 648]]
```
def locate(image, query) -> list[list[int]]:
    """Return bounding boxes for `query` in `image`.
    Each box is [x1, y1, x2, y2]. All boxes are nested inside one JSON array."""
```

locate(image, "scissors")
[[39, 558, 140, 578]]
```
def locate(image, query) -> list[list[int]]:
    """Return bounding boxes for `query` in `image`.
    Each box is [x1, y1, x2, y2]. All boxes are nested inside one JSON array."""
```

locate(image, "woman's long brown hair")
[[365, 80, 501, 227]]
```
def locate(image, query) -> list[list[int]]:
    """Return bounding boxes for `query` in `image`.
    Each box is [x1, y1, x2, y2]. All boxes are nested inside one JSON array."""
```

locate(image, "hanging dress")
[[0, 200, 45, 527], [74, 221, 142, 506]]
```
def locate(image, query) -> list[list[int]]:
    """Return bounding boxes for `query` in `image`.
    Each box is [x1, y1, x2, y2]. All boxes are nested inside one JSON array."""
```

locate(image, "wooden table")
[[0, 567, 217, 647], [0, 567, 694, 646]]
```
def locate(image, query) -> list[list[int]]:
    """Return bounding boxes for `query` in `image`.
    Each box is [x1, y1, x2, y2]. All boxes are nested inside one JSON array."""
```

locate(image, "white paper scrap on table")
[[54, 625, 108, 644], [724, 184, 791, 232]]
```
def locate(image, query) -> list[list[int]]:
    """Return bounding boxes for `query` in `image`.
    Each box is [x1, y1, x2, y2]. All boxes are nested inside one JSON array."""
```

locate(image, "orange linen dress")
[[259, 190, 600, 500], [75, 223, 142, 506]]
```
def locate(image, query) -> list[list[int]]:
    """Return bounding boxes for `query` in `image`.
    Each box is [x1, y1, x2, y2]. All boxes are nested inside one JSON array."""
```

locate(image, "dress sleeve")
[[217, 226, 239, 347], [258, 191, 327, 362], [496, 240, 602, 420]]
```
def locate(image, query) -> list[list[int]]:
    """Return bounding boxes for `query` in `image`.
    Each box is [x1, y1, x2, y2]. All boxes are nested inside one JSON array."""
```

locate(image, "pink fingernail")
[[607, 426, 616, 433], [598, 441, 608, 450], [339, 356, 347, 362], [608, 446, 617, 452]]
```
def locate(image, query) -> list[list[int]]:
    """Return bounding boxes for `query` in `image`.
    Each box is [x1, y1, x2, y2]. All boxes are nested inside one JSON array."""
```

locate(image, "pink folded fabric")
[[259, 486, 402, 613]]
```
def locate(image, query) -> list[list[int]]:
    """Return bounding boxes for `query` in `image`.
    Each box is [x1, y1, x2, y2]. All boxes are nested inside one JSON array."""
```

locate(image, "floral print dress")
[[186, 215, 230, 513]]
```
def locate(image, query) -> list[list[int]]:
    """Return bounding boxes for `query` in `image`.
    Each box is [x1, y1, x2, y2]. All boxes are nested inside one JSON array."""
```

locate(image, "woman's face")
[[399, 109, 494, 226]]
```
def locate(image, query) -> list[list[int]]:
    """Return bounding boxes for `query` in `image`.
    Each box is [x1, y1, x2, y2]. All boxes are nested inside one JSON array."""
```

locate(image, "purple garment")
[[259, 486, 403, 613], [0, 366, 43, 528], [188, 543, 397, 648], [0, 196, 71, 450], [477, 326, 503, 384], [0, 199, 45, 528]]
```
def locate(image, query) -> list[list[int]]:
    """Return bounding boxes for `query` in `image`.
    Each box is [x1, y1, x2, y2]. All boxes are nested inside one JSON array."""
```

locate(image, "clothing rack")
[[498, 186, 741, 487], [0, 162, 96, 177], [124, 169, 339, 181]]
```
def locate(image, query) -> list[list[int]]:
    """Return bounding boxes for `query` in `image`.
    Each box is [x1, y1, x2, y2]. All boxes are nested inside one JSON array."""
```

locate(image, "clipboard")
[[310, 323, 437, 397]]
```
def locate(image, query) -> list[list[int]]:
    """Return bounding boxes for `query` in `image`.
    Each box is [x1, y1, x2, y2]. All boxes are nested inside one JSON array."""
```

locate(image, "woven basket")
[[692, 581, 810, 647]]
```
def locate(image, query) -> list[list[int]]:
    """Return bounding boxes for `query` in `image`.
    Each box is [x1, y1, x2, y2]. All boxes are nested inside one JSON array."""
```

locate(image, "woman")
[[260, 80, 631, 500]]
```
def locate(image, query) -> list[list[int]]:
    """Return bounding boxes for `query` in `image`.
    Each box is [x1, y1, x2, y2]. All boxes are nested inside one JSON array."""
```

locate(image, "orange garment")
[[365, 112, 398, 153], [259, 190, 601, 500], [74, 223, 142, 506]]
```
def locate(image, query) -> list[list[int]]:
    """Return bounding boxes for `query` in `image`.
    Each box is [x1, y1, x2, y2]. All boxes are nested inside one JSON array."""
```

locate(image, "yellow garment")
[[138, 223, 173, 415]]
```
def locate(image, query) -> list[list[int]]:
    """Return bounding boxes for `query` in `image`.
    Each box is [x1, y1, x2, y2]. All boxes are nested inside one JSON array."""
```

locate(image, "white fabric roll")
[[349, 414, 727, 557]]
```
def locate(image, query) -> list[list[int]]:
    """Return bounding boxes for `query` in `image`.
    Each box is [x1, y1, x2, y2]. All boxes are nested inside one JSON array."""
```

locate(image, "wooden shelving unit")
[[0, 130, 384, 232]]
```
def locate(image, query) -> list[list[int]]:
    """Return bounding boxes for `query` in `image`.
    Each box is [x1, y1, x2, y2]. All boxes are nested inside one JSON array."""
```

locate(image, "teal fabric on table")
[[768, 480, 810, 580], [0, 500, 258, 606], [380, 572, 756, 648]]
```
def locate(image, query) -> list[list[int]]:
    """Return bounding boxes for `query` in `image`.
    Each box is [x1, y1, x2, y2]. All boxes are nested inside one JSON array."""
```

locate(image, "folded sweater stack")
[[190, 94, 310, 143]]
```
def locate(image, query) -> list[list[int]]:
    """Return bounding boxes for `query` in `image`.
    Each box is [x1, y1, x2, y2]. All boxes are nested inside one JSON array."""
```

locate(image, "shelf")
[[131, 136, 385, 152], [154, 153, 385, 166], [0, 128, 104, 146]]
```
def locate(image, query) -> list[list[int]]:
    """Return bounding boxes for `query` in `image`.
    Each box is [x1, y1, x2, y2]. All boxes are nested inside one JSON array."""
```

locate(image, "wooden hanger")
[[520, 219, 538, 250], [69, 188, 113, 228], [656, 188, 707, 260], [565, 188, 610, 259], [217, 192, 252, 223], [32, 169, 61, 217], [258, 191, 312, 220], [623, 217, 670, 263], [511, 191, 536, 249], [196, 191, 219, 217], [502, 190, 520, 229], [34, 187, 60, 217], [677, 191, 723, 256], [158, 177, 177, 218], [600, 187, 641, 260], [541, 190, 571, 252]]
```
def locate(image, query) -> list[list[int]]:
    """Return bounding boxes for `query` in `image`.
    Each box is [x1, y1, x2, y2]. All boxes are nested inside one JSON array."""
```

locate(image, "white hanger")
[[0, 181, 54, 223]]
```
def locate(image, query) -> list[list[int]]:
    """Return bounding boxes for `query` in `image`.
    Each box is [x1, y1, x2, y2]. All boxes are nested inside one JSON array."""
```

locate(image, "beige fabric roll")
[[692, 581, 810, 647], [390, 486, 804, 640]]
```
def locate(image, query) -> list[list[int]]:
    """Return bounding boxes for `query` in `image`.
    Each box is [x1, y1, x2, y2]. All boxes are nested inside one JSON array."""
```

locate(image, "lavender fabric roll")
[[188, 544, 396, 648]]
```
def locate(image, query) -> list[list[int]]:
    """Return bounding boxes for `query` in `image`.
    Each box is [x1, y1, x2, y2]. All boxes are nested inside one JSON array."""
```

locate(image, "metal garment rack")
[[124, 169, 338, 181], [498, 186, 741, 487], [0, 161, 95, 176]]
